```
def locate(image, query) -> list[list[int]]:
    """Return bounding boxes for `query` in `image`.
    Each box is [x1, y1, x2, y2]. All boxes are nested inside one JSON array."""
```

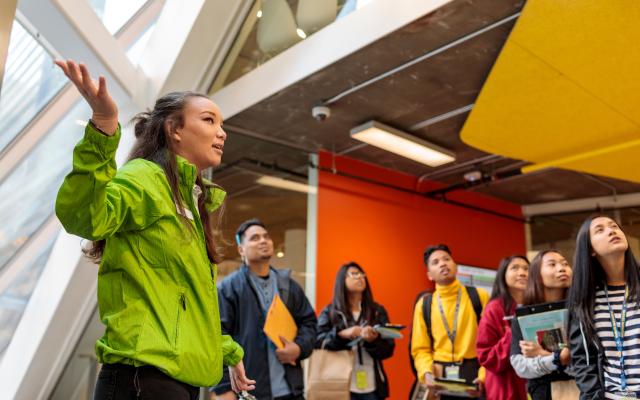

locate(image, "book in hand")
[[374, 323, 405, 339], [347, 323, 406, 346], [434, 378, 479, 398], [515, 301, 568, 351]]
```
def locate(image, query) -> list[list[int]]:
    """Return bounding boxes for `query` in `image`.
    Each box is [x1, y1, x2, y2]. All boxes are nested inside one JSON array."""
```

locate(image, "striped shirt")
[[595, 285, 640, 399]]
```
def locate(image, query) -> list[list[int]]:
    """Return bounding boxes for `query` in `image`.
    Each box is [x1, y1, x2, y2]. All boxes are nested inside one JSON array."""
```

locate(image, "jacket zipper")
[[175, 293, 186, 349]]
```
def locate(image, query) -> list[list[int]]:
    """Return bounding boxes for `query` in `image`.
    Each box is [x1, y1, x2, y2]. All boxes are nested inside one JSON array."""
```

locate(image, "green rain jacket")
[[55, 124, 243, 387]]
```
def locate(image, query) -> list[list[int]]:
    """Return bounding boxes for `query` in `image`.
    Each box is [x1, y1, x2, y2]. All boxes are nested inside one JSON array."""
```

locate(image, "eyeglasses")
[[347, 271, 366, 279]]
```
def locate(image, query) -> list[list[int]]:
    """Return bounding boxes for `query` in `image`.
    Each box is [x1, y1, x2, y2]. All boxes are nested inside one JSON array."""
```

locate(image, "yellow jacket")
[[411, 279, 489, 383]]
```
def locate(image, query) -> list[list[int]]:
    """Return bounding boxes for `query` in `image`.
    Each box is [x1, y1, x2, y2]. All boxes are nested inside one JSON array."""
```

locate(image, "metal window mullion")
[[0, 214, 60, 295]]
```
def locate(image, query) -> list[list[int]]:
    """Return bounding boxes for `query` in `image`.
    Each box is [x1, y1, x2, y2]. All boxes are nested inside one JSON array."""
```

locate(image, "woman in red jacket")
[[477, 255, 529, 400]]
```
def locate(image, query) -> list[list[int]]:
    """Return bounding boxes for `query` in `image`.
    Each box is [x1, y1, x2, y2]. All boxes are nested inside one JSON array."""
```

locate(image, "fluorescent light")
[[296, 28, 307, 39], [257, 10, 262, 18], [256, 175, 317, 194], [350, 121, 455, 167]]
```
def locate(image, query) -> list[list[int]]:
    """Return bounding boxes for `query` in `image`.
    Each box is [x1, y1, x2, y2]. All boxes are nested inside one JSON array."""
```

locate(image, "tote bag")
[[551, 379, 580, 400], [305, 348, 354, 400]]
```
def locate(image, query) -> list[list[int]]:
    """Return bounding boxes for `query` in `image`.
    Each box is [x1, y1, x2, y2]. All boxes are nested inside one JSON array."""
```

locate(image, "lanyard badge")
[[606, 285, 631, 393], [436, 288, 462, 362]]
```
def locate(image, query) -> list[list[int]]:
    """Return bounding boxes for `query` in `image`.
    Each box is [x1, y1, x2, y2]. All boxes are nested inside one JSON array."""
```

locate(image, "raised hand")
[[54, 59, 118, 135]]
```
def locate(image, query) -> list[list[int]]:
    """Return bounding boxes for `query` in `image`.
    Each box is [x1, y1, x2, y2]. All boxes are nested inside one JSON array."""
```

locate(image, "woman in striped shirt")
[[569, 215, 640, 399]]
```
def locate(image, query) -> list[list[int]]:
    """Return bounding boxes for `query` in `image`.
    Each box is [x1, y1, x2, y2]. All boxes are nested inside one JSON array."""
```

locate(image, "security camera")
[[312, 105, 331, 121]]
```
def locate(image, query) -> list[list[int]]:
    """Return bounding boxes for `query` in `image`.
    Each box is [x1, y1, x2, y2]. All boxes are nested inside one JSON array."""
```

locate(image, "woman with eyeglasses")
[[316, 262, 395, 400]]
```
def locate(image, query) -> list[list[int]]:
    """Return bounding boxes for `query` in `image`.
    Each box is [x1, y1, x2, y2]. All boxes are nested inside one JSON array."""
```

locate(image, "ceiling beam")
[[522, 192, 640, 217]]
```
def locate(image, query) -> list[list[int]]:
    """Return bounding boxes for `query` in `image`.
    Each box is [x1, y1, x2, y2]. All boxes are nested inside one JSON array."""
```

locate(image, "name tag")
[[444, 365, 460, 380], [355, 370, 368, 389]]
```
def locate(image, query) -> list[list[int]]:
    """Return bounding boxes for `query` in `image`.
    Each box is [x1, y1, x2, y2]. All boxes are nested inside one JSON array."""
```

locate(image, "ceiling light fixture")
[[257, 10, 262, 18], [256, 175, 317, 194], [296, 28, 307, 39], [350, 121, 455, 167]]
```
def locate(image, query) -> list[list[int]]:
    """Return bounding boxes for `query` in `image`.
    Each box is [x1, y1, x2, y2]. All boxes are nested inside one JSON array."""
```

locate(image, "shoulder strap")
[[409, 290, 430, 377], [422, 292, 434, 345], [275, 268, 291, 305], [465, 285, 482, 324]]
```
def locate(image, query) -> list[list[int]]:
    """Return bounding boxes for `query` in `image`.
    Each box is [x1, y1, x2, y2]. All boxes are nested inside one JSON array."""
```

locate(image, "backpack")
[[407, 286, 483, 398]]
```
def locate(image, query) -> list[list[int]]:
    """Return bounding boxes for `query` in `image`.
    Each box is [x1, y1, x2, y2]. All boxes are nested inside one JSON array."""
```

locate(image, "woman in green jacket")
[[54, 60, 255, 400]]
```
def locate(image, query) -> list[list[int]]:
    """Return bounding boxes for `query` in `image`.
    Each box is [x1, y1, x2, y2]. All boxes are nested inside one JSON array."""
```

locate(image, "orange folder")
[[263, 293, 297, 349]]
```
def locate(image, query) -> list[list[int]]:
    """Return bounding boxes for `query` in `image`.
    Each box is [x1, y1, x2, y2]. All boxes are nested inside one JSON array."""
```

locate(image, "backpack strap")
[[464, 285, 483, 324], [409, 290, 430, 378], [421, 292, 434, 345]]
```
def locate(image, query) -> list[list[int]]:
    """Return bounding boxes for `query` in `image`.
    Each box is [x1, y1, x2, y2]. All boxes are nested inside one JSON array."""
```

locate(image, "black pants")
[[351, 392, 380, 400], [93, 363, 199, 400], [273, 395, 304, 400]]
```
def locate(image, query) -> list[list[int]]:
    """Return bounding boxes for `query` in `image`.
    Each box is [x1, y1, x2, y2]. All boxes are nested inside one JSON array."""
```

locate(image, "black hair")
[[236, 218, 267, 245], [567, 215, 640, 345], [490, 255, 529, 313], [330, 261, 376, 325], [423, 244, 452, 266]]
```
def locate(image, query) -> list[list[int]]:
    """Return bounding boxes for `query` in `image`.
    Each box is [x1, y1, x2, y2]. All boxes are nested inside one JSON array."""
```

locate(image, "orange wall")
[[315, 151, 526, 400]]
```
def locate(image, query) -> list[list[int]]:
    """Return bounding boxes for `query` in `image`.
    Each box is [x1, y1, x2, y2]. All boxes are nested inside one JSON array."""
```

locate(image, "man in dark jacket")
[[212, 219, 317, 400]]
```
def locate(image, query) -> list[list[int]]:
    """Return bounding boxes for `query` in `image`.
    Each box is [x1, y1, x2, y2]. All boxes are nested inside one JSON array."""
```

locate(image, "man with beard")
[[212, 219, 317, 400], [411, 244, 489, 399]]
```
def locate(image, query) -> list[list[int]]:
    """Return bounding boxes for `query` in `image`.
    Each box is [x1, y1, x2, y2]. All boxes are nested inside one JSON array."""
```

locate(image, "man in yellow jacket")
[[411, 244, 489, 399]]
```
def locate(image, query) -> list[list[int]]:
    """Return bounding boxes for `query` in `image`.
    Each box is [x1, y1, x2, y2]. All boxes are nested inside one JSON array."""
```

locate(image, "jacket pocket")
[[136, 223, 167, 268]]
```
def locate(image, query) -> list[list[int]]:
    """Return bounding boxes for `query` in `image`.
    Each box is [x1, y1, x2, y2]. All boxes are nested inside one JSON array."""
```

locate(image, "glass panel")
[[214, 169, 309, 289], [210, 0, 361, 93], [0, 101, 89, 271], [126, 22, 156, 66], [0, 20, 67, 153], [0, 235, 55, 361], [88, 0, 149, 34], [49, 307, 101, 400], [530, 208, 640, 260]]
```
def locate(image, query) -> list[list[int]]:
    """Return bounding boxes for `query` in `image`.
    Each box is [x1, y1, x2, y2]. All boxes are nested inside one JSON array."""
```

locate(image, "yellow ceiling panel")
[[460, 0, 640, 183], [524, 139, 640, 183], [509, 1, 640, 124], [461, 41, 638, 162]]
